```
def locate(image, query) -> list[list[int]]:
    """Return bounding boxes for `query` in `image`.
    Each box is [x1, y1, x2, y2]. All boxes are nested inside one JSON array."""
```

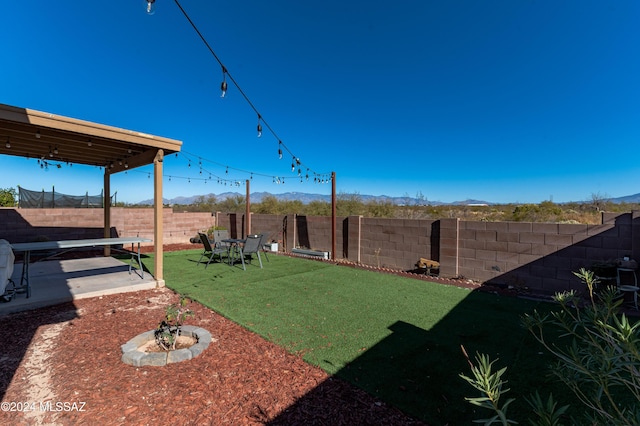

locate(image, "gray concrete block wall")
[[0, 207, 214, 246], [2, 207, 638, 295], [360, 218, 437, 270]]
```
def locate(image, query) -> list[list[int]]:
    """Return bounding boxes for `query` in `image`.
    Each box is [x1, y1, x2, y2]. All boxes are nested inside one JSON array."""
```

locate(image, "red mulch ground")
[[0, 244, 427, 425]]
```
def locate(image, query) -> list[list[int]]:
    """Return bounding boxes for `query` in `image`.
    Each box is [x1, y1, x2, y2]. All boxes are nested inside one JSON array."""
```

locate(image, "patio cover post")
[[154, 150, 164, 283], [104, 170, 111, 257]]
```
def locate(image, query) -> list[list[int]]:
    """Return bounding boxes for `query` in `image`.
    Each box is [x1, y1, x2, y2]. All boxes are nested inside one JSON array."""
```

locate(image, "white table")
[[11, 237, 152, 298]]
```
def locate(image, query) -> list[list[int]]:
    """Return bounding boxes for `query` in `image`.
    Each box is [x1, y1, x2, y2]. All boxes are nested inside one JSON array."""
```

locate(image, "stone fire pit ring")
[[121, 325, 212, 367]]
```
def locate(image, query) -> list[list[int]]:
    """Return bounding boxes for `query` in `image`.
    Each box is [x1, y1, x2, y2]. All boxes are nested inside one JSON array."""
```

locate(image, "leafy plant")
[[461, 268, 640, 425], [155, 296, 195, 350], [459, 346, 516, 425], [0, 187, 17, 207]]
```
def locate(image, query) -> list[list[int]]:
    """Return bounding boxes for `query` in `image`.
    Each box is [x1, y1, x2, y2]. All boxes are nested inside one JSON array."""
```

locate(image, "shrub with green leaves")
[[461, 268, 640, 425], [155, 296, 195, 351]]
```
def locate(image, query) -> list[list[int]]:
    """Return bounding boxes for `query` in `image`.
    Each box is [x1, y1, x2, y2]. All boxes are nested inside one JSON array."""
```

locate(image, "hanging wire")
[[170, 0, 330, 178]]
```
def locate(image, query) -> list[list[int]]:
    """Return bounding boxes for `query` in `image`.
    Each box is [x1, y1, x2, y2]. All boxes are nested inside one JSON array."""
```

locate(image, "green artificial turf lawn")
[[139, 250, 562, 425]]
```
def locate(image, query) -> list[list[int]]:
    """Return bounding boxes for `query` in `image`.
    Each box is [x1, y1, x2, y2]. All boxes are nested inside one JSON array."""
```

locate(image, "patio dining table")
[[11, 237, 151, 298], [221, 238, 245, 266]]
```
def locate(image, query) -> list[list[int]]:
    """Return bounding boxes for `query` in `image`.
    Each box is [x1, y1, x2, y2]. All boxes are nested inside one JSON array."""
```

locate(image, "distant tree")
[[337, 192, 364, 216], [192, 195, 217, 212], [217, 195, 245, 213], [305, 200, 331, 216], [512, 200, 563, 222], [0, 187, 17, 207], [590, 192, 610, 212], [282, 200, 304, 214], [254, 195, 281, 214], [365, 200, 395, 217]]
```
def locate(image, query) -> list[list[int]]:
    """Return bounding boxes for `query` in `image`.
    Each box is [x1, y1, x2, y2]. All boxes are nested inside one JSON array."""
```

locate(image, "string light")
[[145, 0, 156, 15], [220, 66, 228, 98], [181, 150, 332, 188], [257, 115, 262, 138], [5, 137, 10, 149], [157, 0, 330, 180]]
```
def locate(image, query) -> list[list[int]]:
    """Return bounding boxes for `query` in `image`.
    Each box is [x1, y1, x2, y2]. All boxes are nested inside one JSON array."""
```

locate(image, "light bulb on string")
[[278, 141, 283, 159], [144, 0, 156, 15], [257, 115, 262, 138], [5, 137, 10, 149], [220, 67, 228, 98]]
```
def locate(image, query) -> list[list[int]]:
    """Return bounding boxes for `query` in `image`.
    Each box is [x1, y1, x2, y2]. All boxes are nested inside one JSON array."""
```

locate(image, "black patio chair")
[[239, 234, 263, 270], [196, 232, 227, 268], [258, 233, 272, 262]]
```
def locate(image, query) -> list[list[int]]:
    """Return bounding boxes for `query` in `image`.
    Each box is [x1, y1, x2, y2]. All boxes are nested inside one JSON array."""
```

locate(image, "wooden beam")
[[103, 171, 111, 257], [153, 149, 164, 283]]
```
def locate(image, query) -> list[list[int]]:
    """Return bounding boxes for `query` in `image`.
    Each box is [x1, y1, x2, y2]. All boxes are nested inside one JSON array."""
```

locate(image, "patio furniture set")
[[196, 232, 269, 271]]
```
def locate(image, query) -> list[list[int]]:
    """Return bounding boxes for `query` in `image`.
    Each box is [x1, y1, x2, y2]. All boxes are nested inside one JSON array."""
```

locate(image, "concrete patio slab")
[[0, 257, 159, 315]]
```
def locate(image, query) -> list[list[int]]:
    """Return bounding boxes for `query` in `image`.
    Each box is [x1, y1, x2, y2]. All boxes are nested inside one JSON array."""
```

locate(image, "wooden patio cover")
[[0, 103, 183, 283]]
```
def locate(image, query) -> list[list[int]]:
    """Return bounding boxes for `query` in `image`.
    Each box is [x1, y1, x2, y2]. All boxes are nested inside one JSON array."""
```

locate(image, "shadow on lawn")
[[268, 289, 553, 425]]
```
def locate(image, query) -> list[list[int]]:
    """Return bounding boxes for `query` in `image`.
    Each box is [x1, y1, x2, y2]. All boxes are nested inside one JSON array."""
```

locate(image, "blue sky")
[[1, 0, 639, 204]]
